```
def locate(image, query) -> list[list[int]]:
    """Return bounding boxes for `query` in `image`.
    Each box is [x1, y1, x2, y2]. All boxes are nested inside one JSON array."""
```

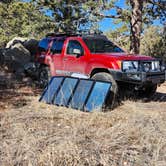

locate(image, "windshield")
[[83, 38, 124, 53]]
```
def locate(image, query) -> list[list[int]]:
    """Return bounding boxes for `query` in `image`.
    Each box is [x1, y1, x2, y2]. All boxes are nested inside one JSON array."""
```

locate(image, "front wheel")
[[38, 66, 51, 88]]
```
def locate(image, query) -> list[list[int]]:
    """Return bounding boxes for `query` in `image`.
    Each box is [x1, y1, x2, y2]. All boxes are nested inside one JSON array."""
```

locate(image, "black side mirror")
[[73, 49, 82, 58]]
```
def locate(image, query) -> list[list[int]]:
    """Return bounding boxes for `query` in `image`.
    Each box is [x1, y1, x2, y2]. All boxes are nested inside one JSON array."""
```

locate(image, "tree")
[[129, 0, 143, 54], [1, 0, 165, 54], [32, 0, 107, 32], [105, 24, 130, 51], [0, 0, 55, 47], [96, 0, 166, 54], [140, 26, 166, 60]]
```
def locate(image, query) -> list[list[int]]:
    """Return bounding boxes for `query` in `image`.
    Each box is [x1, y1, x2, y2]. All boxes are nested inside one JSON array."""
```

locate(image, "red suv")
[[35, 32, 165, 101]]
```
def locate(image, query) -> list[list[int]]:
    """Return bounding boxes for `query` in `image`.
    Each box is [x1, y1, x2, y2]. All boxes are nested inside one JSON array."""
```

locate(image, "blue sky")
[[23, 0, 162, 32], [99, 18, 119, 32], [23, 0, 127, 32], [98, 0, 127, 32]]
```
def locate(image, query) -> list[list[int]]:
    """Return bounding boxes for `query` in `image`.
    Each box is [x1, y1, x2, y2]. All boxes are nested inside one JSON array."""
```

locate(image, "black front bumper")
[[110, 70, 166, 84]]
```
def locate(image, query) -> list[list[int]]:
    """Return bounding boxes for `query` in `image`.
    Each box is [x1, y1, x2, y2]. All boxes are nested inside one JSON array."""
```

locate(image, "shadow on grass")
[[120, 91, 166, 104], [140, 92, 166, 102], [0, 74, 42, 110]]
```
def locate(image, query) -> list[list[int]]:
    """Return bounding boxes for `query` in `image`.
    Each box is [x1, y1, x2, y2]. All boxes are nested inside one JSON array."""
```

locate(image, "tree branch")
[[94, 12, 122, 19], [147, 0, 166, 10]]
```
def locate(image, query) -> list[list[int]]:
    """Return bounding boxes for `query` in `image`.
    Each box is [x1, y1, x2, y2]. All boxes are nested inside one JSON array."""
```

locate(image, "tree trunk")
[[130, 0, 143, 54]]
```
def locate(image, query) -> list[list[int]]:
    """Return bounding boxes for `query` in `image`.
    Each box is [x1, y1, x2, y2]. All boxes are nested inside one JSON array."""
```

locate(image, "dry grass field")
[[0, 72, 166, 166]]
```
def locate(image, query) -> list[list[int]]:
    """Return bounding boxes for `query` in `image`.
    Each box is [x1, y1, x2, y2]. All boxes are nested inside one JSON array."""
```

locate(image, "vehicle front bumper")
[[109, 70, 166, 84]]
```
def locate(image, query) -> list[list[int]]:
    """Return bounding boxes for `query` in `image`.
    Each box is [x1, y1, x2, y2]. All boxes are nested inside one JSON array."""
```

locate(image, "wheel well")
[[40, 63, 49, 68], [90, 68, 110, 77]]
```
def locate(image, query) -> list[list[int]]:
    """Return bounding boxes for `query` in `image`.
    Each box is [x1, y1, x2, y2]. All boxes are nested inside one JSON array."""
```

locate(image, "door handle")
[[63, 57, 68, 61]]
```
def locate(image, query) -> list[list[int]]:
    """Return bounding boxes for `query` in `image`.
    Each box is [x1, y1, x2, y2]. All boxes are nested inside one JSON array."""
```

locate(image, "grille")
[[141, 61, 160, 72]]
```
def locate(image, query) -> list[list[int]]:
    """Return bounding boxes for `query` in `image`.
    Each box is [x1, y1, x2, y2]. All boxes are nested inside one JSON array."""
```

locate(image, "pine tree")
[[140, 26, 166, 60], [32, 0, 107, 32], [34, 0, 165, 53], [0, 0, 55, 47], [98, 0, 166, 54]]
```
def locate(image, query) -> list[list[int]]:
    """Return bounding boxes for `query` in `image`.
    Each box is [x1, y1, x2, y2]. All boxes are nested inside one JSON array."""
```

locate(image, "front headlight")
[[122, 61, 139, 72], [143, 61, 162, 72], [151, 61, 160, 71], [143, 62, 151, 72], [160, 61, 165, 72], [161, 65, 165, 71]]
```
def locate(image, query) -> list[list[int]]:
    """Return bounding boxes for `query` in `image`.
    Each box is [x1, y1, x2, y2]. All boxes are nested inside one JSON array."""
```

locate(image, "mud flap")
[[39, 76, 112, 112]]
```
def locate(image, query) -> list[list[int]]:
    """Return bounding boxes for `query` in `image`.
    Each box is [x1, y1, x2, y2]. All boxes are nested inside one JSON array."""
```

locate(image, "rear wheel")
[[38, 66, 51, 88], [91, 72, 118, 109]]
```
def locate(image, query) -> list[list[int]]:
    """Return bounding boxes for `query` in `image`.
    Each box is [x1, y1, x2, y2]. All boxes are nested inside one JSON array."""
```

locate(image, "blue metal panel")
[[69, 79, 94, 110], [53, 77, 78, 106], [39, 76, 112, 112], [85, 82, 111, 112], [39, 76, 64, 103]]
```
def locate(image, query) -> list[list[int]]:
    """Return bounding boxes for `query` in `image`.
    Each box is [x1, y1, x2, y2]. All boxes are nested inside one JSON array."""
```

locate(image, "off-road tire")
[[91, 72, 118, 110], [38, 66, 51, 88]]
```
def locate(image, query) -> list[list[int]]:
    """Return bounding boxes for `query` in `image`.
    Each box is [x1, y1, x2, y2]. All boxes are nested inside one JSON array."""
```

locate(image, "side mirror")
[[73, 48, 82, 57]]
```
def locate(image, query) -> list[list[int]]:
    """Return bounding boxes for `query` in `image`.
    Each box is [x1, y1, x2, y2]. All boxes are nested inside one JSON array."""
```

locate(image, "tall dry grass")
[[0, 94, 166, 166]]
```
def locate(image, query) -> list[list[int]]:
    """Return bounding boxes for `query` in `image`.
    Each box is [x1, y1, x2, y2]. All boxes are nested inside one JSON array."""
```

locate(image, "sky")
[[98, 1, 163, 32], [23, 0, 127, 32], [23, 0, 162, 32], [98, 0, 127, 32]]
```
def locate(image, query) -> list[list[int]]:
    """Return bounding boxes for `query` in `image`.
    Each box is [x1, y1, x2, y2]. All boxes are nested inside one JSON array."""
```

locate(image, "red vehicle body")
[[35, 33, 165, 97]]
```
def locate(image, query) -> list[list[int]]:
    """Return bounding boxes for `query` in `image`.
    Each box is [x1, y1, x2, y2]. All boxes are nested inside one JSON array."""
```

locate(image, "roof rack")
[[46, 32, 72, 37], [45, 29, 104, 38], [77, 29, 103, 35]]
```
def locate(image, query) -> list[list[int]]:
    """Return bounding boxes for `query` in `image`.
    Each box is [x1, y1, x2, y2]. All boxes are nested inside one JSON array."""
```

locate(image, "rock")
[[3, 43, 31, 74], [23, 39, 39, 57], [6, 37, 28, 49], [3, 37, 40, 79], [22, 77, 33, 86]]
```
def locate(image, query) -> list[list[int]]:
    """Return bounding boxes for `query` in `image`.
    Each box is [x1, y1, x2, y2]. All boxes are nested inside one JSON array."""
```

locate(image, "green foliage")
[[106, 25, 166, 60], [105, 24, 130, 51], [103, 0, 165, 53], [144, 0, 166, 24], [0, 1, 55, 47], [140, 26, 166, 60], [32, 0, 109, 32], [0, 0, 165, 55]]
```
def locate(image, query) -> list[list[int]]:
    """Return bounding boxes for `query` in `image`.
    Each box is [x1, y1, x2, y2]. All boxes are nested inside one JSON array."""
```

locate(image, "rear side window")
[[38, 38, 50, 52], [50, 39, 65, 54]]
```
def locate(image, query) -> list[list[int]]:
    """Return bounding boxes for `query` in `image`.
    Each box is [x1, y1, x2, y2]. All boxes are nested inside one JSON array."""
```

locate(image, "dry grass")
[[0, 74, 166, 165]]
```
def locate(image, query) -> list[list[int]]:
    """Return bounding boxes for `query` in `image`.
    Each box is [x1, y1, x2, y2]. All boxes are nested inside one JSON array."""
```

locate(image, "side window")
[[51, 39, 65, 54], [38, 38, 50, 52], [67, 40, 84, 56]]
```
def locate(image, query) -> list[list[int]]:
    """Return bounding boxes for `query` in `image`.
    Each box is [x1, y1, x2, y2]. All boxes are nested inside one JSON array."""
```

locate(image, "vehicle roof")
[[45, 31, 108, 40]]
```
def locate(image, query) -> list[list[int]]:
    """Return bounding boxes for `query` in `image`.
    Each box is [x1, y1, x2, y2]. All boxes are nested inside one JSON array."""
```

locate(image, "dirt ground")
[[0, 71, 166, 166]]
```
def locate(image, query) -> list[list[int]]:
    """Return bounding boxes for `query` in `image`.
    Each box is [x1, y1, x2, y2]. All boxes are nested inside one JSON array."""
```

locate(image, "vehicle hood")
[[91, 53, 154, 61]]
